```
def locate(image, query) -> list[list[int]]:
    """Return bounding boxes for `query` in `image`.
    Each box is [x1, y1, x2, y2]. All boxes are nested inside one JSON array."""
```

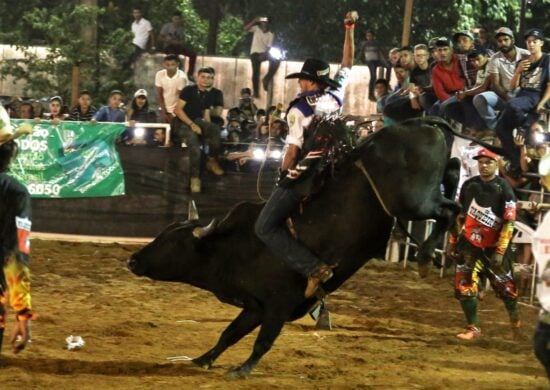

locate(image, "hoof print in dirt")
[[225, 366, 250, 379]]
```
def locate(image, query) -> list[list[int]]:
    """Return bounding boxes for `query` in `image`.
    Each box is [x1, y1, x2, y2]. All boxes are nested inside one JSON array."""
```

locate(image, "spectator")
[[243, 16, 280, 98], [388, 47, 401, 66], [91, 90, 126, 123], [495, 28, 550, 175], [453, 30, 478, 88], [473, 27, 530, 131], [384, 62, 422, 123], [44, 96, 68, 124], [126, 8, 154, 69], [158, 12, 197, 80], [174, 67, 225, 193], [155, 54, 189, 125], [123, 89, 159, 145], [446, 148, 520, 340], [410, 43, 437, 113], [474, 26, 497, 52], [442, 48, 491, 132], [128, 89, 157, 123], [374, 78, 390, 115], [431, 37, 465, 117], [357, 29, 388, 101], [398, 45, 416, 71], [68, 90, 97, 121], [18, 102, 34, 120], [238, 87, 258, 120]]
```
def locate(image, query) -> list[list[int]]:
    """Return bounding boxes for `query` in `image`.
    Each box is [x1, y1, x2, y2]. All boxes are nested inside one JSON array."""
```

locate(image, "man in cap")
[[431, 37, 466, 117], [473, 27, 530, 131], [255, 11, 357, 298], [453, 30, 479, 88], [446, 148, 520, 340], [442, 48, 491, 132], [0, 106, 35, 355], [495, 28, 550, 174]]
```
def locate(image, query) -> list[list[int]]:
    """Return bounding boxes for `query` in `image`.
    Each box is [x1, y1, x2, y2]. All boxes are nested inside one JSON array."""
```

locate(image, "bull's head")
[[127, 220, 210, 282]]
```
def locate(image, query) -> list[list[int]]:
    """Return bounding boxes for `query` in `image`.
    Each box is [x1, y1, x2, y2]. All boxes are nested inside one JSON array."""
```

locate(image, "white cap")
[[134, 89, 148, 98]]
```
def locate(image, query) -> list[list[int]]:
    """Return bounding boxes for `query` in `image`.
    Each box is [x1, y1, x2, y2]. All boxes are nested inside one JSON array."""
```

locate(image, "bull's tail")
[[401, 116, 507, 158]]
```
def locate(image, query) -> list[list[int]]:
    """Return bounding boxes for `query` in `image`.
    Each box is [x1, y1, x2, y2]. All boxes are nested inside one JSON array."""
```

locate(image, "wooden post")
[[71, 0, 97, 106], [71, 65, 81, 108], [401, 0, 414, 46]]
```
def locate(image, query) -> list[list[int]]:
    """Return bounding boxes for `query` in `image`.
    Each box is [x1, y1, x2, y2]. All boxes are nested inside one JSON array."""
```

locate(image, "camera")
[[534, 131, 550, 144]]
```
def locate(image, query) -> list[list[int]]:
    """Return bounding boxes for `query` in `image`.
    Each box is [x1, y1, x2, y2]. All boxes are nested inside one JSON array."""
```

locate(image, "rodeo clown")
[[446, 148, 520, 340], [254, 11, 357, 298], [0, 105, 35, 354]]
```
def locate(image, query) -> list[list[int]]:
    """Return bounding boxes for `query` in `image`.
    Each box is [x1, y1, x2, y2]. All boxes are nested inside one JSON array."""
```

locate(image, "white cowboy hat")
[[0, 105, 33, 146]]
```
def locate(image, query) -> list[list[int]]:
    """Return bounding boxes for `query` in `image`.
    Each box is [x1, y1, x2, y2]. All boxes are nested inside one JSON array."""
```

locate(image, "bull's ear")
[[187, 200, 199, 221]]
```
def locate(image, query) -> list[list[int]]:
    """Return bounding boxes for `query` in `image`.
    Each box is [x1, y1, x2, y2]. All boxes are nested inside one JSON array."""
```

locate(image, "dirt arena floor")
[[0, 239, 547, 389]]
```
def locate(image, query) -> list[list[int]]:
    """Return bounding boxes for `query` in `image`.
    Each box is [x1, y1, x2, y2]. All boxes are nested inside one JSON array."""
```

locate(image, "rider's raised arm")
[[341, 11, 358, 70]]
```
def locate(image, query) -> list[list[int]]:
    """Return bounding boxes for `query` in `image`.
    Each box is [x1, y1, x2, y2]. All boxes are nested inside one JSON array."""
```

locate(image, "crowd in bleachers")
[[358, 26, 549, 192], [2, 21, 549, 198]]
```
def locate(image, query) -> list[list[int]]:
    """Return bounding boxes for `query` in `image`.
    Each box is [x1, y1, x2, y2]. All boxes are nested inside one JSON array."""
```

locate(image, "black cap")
[[467, 47, 489, 58], [434, 37, 453, 48], [524, 28, 545, 40]]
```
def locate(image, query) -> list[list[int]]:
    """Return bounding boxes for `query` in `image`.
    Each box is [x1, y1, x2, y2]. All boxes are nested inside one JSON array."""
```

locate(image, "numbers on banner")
[[28, 183, 61, 196]]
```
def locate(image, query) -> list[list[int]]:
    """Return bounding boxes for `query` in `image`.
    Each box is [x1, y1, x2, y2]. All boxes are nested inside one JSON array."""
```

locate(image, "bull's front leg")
[[416, 199, 460, 277], [226, 316, 285, 379], [192, 309, 261, 369]]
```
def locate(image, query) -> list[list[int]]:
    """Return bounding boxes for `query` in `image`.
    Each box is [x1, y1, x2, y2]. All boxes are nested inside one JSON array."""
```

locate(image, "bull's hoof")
[[417, 263, 430, 278], [225, 366, 251, 379], [191, 357, 212, 370]]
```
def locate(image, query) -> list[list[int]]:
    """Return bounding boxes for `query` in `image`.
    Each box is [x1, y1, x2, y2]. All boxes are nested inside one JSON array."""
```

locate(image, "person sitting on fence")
[[243, 16, 281, 98], [173, 66, 225, 193]]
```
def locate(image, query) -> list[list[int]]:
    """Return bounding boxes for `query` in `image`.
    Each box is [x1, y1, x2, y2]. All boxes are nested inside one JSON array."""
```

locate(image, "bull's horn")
[[188, 200, 199, 221], [192, 218, 217, 239]]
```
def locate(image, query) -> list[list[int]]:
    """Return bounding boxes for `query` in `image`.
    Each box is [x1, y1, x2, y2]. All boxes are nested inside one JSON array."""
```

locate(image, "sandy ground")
[[0, 239, 547, 389]]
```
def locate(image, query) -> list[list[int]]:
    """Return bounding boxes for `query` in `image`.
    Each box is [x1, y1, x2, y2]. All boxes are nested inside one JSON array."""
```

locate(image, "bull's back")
[[359, 123, 448, 218]]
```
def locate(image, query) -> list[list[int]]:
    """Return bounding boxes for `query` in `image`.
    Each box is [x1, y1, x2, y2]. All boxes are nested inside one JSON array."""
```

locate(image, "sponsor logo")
[[467, 199, 502, 229]]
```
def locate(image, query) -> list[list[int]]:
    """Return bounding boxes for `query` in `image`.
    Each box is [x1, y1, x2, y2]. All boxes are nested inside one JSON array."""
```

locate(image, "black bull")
[[128, 117, 485, 377]]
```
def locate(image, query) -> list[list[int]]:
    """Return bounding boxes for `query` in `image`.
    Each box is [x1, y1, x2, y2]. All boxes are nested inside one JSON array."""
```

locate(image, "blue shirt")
[[92, 106, 126, 123]]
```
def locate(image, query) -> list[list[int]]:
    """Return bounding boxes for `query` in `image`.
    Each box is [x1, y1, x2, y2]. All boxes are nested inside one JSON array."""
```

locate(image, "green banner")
[[9, 120, 126, 198]]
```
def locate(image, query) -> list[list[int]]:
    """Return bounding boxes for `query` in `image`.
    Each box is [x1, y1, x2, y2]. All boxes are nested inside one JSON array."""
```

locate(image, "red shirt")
[[432, 54, 465, 101]]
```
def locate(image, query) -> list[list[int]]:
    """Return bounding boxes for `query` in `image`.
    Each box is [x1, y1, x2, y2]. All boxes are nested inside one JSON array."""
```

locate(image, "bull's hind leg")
[[226, 315, 285, 379], [192, 309, 261, 369]]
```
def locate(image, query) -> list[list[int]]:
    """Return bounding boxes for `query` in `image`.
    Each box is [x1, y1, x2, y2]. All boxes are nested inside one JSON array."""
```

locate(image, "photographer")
[[244, 16, 281, 98]]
